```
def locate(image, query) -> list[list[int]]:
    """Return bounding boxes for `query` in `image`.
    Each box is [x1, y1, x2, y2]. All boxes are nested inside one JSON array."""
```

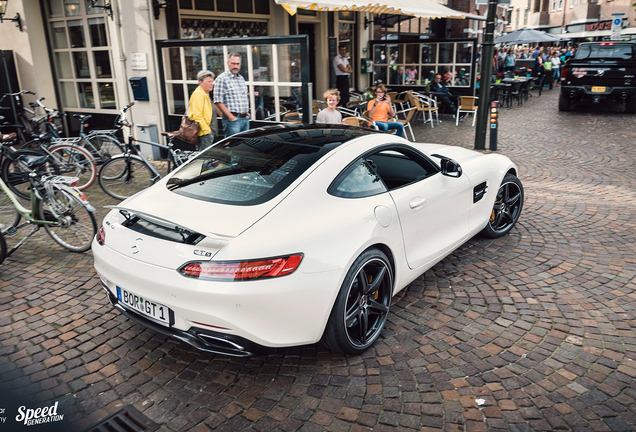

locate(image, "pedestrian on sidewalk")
[[214, 52, 250, 138], [188, 70, 218, 151]]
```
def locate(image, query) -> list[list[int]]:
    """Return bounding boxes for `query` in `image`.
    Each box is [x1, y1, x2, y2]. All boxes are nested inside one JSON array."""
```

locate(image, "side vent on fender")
[[473, 181, 488, 203]]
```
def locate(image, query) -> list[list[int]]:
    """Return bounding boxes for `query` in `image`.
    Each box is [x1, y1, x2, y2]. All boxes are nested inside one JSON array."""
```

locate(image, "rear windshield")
[[574, 44, 635, 60], [166, 126, 370, 205]]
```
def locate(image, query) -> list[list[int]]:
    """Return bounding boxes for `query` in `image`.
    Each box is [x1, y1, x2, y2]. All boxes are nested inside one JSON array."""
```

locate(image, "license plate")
[[591, 86, 606, 93], [117, 286, 172, 326]]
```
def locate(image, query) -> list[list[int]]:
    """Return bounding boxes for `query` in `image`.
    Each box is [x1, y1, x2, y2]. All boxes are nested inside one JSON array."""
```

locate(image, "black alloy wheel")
[[322, 248, 393, 355], [482, 173, 524, 238]]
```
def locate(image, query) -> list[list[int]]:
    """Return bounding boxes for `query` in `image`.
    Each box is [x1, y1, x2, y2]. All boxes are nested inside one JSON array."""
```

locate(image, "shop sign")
[[131, 53, 148, 71], [585, 21, 612, 31]]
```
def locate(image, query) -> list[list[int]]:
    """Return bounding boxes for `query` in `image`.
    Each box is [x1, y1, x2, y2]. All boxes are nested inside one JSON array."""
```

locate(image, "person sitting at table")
[[390, 66, 404, 85], [316, 89, 343, 124], [430, 73, 458, 112], [366, 84, 404, 137], [405, 66, 418, 84]]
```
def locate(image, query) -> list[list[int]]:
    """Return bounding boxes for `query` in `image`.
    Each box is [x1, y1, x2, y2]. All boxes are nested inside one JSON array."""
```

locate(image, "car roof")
[[226, 124, 377, 149]]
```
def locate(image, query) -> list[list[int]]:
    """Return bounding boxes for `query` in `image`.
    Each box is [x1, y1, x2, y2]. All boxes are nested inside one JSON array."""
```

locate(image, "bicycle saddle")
[[18, 154, 50, 169], [73, 114, 92, 121], [1, 132, 17, 142], [161, 131, 181, 140]]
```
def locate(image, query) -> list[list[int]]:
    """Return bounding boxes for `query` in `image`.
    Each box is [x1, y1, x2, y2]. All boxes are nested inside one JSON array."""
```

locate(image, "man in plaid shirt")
[[214, 52, 250, 138]]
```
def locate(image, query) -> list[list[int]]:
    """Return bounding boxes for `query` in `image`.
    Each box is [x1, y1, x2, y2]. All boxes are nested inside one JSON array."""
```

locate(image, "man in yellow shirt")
[[189, 70, 218, 151]]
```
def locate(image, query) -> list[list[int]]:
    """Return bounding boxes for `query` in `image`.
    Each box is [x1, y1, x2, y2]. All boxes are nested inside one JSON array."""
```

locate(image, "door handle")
[[409, 197, 426, 209]]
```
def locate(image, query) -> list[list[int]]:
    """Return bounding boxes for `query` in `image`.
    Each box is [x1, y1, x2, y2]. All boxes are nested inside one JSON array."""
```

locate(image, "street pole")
[[474, 0, 499, 150]]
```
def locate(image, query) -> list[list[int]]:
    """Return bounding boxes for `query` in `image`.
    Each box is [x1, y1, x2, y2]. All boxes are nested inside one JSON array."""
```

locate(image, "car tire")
[[625, 98, 636, 114], [558, 93, 571, 112], [321, 248, 393, 355], [481, 173, 524, 239]]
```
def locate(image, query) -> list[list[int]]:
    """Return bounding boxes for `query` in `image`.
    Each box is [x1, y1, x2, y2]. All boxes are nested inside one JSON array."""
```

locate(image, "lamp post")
[[0, 0, 22, 31], [474, 0, 498, 150]]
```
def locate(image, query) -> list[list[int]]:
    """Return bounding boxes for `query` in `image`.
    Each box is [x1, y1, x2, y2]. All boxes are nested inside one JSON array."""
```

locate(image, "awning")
[[275, 0, 466, 19]]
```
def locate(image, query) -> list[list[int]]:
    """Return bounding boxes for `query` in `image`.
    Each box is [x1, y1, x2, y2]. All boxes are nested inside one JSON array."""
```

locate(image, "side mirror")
[[440, 158, 462, 178]]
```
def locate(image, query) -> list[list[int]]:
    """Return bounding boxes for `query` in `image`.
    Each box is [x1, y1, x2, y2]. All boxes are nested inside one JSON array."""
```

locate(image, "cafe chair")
[[283, 111, 302, 123], [407, 91, 439, 128], [394, 107, 417, 141], [456, 96, 478, 127], [343, 115, 379, 130], [393, 91, 410, 111], [508, 82, 523, 107]]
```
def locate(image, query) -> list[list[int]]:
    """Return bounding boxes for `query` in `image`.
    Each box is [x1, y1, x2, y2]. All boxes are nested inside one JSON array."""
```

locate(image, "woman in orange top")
[[366, 84, 404, 137]]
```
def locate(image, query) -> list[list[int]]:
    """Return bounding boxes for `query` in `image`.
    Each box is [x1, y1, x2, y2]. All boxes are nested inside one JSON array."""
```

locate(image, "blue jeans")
[[375, 121, 404, 137], [221, 115, 250, 138]]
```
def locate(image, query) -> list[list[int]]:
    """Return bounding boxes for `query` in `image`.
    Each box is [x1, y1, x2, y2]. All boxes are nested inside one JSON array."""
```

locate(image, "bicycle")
[[0, 90, 37, 144], [0, 230, 6, 265], [0, 117, 60, 201], [7, 123, 97, 198], [0, 153, 97, 255], [97, 102, 197, 200], [23, 97, 124, 164]]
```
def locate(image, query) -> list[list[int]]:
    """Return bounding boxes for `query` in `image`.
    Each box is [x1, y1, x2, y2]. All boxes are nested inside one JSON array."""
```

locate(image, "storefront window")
[[55, 52, 74, 78], [73, 51, 90, 78], [184, 47, 203, 80], [60, 82, 78, 108], [48, 0, 65, 18], [217, 0, 234, 12], [78, 82, 95, 108], [51, 21, 68, 49], [93, 51, 112, 78], [181, 0, 269, 13], [252, 45, 273, 82], [98, 83, 116, 109], [237, 0, 253, 13], [372, 41, 475, 88], [48, 0, 116, 111], [162, 41, 305, 122], [194, 0, 213, 10], [439, 43, 454, 63], [88, 17, 108, 47], [181, 19, 267, 39], [205, 47, 225, 78], [68, 19, 86, 48]]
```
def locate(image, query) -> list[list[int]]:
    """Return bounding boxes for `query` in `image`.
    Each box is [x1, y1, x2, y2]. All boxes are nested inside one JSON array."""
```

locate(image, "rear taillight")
[[178, 254, 303, 281], [96, 226, 106, 245]]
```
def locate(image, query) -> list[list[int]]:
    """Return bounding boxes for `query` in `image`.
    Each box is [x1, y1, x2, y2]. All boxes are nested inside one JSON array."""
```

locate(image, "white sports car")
[[92, 125, 523, 356]]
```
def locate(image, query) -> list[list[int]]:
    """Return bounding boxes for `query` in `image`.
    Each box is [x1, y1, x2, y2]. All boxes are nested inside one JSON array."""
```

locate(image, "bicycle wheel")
[[98, 155, 157, 200], [0, 232, 6, 265], [1, 150, 59, 200], [86, 134, 124, 163], [39, 187, 97, 252], [48, 144, 97, 191], [0, 186, 21, 252]]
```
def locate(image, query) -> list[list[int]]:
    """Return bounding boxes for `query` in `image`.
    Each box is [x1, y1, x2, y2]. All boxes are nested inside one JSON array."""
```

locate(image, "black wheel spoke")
[[359, 308, 369, 344], [365, 266, 386, 295], [506, 190, 521, 207], [345, 297, 362, 328]]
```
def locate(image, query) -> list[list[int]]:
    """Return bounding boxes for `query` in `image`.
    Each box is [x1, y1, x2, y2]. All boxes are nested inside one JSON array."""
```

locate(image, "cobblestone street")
[[1, 88, 636, 432]]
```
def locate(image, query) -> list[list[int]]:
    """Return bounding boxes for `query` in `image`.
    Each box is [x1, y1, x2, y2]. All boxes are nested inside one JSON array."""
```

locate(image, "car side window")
[[366, 147, 438, 190], [329, 159, 388, 198]]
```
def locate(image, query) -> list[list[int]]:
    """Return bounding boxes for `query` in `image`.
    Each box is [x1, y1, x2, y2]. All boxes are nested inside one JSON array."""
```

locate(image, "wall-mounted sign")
[[611, 13, 625, 40], [131, 53, 148, 71]]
